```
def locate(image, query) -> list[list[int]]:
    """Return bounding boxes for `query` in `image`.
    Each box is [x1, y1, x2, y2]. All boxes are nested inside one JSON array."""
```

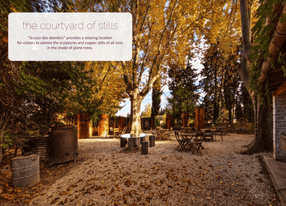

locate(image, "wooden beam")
[[268, 71, 284, 81], [268, 77, 285, 85], [272, 80, 286, 96], [259, 3, 286, 84]]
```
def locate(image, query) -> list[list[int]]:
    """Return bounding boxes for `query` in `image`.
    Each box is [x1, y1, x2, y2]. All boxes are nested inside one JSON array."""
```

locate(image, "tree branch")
[[240, 0, 252, 62]]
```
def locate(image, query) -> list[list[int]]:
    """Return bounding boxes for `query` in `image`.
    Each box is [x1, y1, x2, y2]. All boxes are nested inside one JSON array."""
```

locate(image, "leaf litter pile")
[[0, 133, 281, 206]]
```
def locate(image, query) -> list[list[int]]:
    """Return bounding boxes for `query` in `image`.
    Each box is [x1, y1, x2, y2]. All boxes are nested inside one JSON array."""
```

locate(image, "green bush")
[[155, 118, 160, 126]]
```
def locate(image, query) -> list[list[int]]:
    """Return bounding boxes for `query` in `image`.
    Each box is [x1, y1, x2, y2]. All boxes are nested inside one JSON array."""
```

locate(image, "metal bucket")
[[12, 154, 40, 188], [48, 126, 78, 166]]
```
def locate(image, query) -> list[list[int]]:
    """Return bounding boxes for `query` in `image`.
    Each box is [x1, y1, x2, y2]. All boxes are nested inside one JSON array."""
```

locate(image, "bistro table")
[[214, 126, 224, 140], [200, 128, 216, 132], [200, 129, 215, 141], [179, 132, 196, 151], [120, 133, 146, 149]]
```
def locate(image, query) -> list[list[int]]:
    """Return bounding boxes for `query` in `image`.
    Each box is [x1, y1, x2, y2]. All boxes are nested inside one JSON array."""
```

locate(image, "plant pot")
[[48, 126, 78, 166], [12, 154, 40, 188]]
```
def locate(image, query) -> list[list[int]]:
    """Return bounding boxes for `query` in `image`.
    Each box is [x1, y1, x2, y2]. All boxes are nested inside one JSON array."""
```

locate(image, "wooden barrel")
[[12, 154, 40, 188], [48, 126, 78, 166]]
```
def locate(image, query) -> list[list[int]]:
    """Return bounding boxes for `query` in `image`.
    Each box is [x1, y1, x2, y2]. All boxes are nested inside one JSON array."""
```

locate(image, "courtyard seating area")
[[26, 132, 279, 206]]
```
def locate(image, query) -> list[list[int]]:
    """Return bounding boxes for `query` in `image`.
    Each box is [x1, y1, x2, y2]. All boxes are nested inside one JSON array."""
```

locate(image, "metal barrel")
[[48, 126, 78, 166], [35, 133, 49, 161], [12, 154, 40, 188]]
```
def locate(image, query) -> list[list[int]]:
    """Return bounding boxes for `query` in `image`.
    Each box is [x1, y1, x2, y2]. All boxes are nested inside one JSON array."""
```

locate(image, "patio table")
[[214, 126, 224, 141], [180, 132, 196, 151], [120, 133, 146, 148]]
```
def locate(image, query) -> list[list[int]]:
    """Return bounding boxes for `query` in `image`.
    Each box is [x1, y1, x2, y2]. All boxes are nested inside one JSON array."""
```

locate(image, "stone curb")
[[263, 156, 286, 206]]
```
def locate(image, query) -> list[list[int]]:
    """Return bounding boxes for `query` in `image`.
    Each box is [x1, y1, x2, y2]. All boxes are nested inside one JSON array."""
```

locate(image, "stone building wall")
[[273, 91, 286, 161]]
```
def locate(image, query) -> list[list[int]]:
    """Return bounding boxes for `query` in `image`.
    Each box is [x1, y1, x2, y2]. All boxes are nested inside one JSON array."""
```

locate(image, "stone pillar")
[[273, 93, 286, 161], [98, 114, 109, 137], [77, 113, 90, 139]]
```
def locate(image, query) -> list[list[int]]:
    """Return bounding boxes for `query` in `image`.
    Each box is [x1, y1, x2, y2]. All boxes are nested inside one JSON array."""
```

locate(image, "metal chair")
[[113, 128, 120, 138], [175, 131, 187, 151], [204, 129, 213, 141], [193, 132, 204, 153]]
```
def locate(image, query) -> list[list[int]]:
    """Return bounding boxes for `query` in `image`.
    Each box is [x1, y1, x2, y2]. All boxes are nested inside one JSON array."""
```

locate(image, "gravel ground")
[[28, 132, 280, 206]]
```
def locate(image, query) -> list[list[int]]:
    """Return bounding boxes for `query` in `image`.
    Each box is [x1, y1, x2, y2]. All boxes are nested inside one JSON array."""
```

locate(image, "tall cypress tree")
[[168, 54, 199, 123], [151, 78, 162, 117], [200, 44, 223, 123]]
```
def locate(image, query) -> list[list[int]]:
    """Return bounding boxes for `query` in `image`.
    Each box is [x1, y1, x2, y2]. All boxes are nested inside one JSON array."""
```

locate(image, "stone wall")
[[273, 91, 286, 161]]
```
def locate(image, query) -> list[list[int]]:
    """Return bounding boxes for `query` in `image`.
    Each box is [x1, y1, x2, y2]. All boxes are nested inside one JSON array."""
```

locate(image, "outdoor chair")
[[113, 128, 120, 138], [164, 130, 172, 140], [156, 130, 164, 140], [204, 129, 213, 141], [175, 131, 187, 151], [214, 129, 223, 141], [122, 127, 127, 134], [193, 132, 204, 153], [193, 128, 199, 132], [223, 125, 231, 135], [180, 128, 187, 133], [109, 127, 114, 137]]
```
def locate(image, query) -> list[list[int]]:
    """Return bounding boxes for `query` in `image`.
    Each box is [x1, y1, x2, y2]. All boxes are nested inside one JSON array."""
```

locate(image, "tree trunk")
[[228, 107, 232, 123], [238, 0, 273, 154], [240, 92, 273, 154], [130, 90, 143, 137]]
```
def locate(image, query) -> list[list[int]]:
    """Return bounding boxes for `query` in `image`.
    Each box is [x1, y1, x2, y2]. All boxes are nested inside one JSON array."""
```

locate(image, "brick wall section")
[[273, 91, 286, 161]]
